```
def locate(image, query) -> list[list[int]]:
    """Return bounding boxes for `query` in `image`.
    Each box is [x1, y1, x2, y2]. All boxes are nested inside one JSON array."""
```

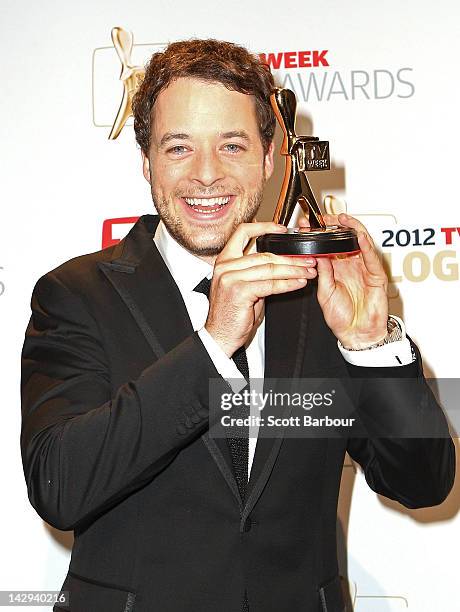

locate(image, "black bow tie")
[[193, 276, 212, 298]]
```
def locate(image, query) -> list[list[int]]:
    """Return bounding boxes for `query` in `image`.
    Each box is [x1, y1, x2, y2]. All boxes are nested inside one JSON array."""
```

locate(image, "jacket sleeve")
[[346, 343, 455, 509], [21, 272, 219, 531]]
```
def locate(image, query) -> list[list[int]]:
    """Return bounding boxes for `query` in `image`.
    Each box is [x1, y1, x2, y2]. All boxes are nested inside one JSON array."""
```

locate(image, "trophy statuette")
[[256, 88, 359, 256]]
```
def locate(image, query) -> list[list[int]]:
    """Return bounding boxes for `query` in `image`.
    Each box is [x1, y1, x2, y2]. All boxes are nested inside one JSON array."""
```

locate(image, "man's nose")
[[190, 149, 225, 186]]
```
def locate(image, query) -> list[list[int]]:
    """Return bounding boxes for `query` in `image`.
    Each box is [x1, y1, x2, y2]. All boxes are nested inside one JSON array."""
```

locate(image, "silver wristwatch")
[[343, 316, 403, 351]]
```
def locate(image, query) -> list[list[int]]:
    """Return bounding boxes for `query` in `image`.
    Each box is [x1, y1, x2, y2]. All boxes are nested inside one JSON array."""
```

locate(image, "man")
[[21, 39, 454, 612]]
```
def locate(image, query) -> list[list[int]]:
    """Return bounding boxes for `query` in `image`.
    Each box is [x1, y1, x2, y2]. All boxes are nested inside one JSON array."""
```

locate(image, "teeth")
[[184, 196, 230, 207]]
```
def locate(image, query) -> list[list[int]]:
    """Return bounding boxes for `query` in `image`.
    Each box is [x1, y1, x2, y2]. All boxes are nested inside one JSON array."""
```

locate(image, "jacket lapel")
[[97, 215, 241, 507], [98, 215, 193, 357], [243, 285, 311, 522]]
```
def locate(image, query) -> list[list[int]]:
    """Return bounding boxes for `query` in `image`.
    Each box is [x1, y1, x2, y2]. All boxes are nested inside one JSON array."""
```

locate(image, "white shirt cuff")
[[197, 327, 247, 393], [338, 315, 414, 367]]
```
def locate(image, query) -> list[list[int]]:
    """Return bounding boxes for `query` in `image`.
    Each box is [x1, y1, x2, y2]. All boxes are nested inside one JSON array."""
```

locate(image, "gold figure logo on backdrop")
[[108, 27, 145, 140]]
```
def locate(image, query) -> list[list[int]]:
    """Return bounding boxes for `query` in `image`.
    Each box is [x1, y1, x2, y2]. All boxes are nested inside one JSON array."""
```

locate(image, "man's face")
[[142, 77, 274, 260]]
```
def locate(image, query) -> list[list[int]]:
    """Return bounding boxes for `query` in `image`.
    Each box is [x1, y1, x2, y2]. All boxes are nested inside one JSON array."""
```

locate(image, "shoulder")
[[34, 214, 159, 295], [34, 244, 118, 299]]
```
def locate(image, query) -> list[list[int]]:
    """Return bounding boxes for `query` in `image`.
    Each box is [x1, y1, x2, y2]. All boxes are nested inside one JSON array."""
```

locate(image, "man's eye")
[[223, 143, 244, 154], [167, 145, 189, 155]]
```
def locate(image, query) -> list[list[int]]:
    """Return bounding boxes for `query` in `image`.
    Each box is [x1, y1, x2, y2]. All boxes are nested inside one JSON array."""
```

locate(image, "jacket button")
[[243, 518, 252, 532], [183, 416, 195, 429]]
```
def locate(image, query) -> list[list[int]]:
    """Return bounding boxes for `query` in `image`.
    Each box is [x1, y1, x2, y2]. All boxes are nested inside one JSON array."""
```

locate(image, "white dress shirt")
[[153, 220, 413, 478]]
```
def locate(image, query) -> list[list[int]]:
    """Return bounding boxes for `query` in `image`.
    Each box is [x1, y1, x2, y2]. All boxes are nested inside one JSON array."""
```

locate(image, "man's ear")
[[263, 141, 275, 180], [142, 152, 151, 183]]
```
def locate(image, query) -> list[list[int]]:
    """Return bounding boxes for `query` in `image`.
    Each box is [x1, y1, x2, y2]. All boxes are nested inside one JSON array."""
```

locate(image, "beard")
[[150, 183, 265, 257]]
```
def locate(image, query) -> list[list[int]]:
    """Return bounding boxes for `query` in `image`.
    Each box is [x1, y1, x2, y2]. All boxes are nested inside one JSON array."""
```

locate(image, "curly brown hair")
[[132, 39, 275, 155]]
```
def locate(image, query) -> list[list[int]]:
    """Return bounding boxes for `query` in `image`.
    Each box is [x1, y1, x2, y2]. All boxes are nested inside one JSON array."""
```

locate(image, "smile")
[[183, 196, 231, 213]]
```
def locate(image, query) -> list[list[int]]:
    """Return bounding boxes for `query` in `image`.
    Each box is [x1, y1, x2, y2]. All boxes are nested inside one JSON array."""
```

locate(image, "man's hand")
[[205, 222, 317, 357], [299, 212, 389, 349]]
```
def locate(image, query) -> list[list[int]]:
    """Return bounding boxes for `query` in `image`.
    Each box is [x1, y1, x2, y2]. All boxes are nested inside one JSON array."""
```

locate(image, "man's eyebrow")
[[159, 132, 190, 147], [220, 130, 251, 141]]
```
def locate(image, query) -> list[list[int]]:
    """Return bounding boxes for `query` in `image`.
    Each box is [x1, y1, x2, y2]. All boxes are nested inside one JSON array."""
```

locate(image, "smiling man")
[[21, 40, 454, 612], [143, 79, 270, 258]]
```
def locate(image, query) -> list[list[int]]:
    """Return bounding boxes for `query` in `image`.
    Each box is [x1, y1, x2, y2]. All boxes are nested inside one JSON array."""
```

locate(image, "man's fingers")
[[297, 213, 339, 228], [316, 256, 336, 305], [337, 213, 367, 232], [323, 213, 339, 226], [215, 252, 316, 274], [218, 263, 317, 289], [325, 214, 383, 278], [357, 232, 387, 280], [298, 215, 310, 228], [296, 213, 374, 237], [337, 213, 376, 247], [219, 222, 287, 260], [335, 212, 383, 277], [246, 276, 314, 298]]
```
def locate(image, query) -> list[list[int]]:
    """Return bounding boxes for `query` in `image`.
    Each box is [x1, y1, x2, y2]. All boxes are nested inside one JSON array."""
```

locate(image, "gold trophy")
[[108, 27, 146, 140], [256, 88, 359, 256]]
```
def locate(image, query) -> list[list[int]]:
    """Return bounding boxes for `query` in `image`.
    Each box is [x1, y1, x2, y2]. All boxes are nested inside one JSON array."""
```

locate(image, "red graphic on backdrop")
[[258, 50, 329, 69], [440, 227, 460, 245], [102, 217, 139, 248]]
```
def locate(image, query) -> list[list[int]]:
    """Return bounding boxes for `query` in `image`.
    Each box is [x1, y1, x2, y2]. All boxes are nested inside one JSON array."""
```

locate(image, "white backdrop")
[[1, 1, 459, 610]]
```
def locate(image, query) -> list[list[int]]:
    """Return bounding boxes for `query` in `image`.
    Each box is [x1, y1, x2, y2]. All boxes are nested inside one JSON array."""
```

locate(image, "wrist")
[[339, 316, 403, 351], [204, 324, 238, 358]]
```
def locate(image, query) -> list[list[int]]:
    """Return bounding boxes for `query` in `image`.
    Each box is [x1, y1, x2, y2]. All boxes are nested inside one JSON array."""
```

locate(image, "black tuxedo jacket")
[[21, 215, 454, 612]]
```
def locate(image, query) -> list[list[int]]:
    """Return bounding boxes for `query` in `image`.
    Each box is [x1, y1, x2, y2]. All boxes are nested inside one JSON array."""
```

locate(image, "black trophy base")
[[256, 226, 360, 257]]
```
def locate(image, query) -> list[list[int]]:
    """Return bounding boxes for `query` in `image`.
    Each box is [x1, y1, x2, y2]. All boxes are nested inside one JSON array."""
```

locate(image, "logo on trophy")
[[108, 27, 146, 140], [256, 88, 359, 256]]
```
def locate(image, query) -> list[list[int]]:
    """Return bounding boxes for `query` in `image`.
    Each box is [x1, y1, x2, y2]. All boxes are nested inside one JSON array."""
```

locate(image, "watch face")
[[386, 317, 402, 343]]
